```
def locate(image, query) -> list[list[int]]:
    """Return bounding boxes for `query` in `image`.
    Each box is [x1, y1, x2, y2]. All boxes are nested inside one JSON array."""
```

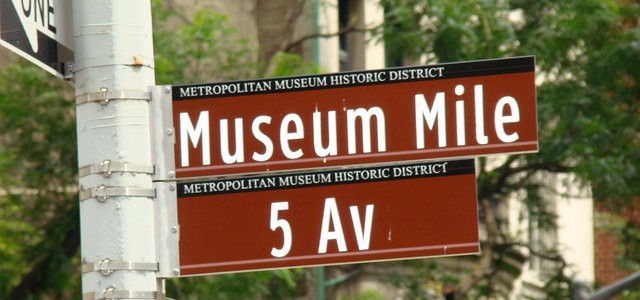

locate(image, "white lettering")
[[494, 96, 520, 143], [346, 107, 387, 154], [318, 197, 347, 254], [350, 204, 374, 251], [475, 85, 489, 145], [270, 202, 292, 258], [313, 111, 337, 157], [415, 93, 446, 148], [252, 116, 273, 161], [455, 85, 466, 146], [280, 113, 304, 159], [220, 118, 244, 164], [179, 111, 210, 167]]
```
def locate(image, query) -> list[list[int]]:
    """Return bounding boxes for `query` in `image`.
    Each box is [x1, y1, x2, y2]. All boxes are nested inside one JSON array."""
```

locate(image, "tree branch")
[[457, 197, 500, 296], [283, 23, 370, 53]]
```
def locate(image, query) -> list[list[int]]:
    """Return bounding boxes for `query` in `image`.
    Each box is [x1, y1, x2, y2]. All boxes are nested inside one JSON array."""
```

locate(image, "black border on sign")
[[177, 159, 475, 197], [172, 56, 534, 100]]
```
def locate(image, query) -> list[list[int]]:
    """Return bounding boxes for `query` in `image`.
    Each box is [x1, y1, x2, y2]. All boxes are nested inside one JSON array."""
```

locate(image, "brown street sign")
[[176, 159, 479, 276], [171, 56, 537, 179]]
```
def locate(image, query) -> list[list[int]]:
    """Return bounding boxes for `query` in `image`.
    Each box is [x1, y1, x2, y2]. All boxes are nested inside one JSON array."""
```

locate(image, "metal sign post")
[[73, 1, 162, 299]]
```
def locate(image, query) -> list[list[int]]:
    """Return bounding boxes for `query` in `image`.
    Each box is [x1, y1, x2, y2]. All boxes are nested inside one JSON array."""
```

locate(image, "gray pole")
[[73, 1, 162, 299], [589, 271, 640, 300]]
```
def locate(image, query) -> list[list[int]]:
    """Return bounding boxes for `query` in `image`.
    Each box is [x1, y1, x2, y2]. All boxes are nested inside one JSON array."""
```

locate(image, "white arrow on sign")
[[10, 0, 58, 53]]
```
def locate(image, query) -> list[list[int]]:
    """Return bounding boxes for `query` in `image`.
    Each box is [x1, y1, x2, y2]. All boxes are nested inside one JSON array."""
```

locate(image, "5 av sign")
[[0, 0, 73, 78], [177, 160, 479, 275]]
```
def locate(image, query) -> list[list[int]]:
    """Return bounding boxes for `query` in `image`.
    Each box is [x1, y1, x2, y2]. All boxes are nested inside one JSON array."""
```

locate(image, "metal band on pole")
[[75, 88, 151, 106], [79, 186, 156, 202], [83, 288, 159, 300], [82, 258, 158, 276], [79, 160, 155, 178]]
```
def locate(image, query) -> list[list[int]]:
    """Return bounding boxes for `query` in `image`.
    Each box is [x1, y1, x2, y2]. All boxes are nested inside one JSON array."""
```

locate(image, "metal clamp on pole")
[[83, 286, 161, 300], [82, 258, 158, 276], [79, 160, 155, 178], [79, 185, 156, 202], [63, 61, 74, 81], [76, 87, 151, 106]]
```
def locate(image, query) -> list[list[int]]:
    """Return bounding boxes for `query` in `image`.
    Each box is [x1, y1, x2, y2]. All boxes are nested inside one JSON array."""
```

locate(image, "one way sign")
[[0, 0, 73, 78]]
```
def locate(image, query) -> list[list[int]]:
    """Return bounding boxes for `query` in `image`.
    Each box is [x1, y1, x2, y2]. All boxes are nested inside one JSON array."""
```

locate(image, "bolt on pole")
[[73, 1, 163, 299]]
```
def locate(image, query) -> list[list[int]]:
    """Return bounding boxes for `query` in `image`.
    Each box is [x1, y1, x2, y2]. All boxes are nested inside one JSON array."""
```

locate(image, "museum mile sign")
[[172, 56, 537, 178]]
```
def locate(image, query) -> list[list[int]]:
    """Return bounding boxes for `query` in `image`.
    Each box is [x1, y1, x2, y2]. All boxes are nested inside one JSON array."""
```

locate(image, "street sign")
[[172, 56, 537, 179], [176, 159, 479, 276], [0, 0, 73, 78]]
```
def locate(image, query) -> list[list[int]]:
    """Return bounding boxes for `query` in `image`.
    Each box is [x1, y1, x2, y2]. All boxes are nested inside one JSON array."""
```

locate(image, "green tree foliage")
[[339, 289, 386, 300], [0, 62, 79, 299], [152, 0, 257, 85], [167, 268, 305, 300], [379, 0, 640, 298], [382, 0, 517, 63]]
